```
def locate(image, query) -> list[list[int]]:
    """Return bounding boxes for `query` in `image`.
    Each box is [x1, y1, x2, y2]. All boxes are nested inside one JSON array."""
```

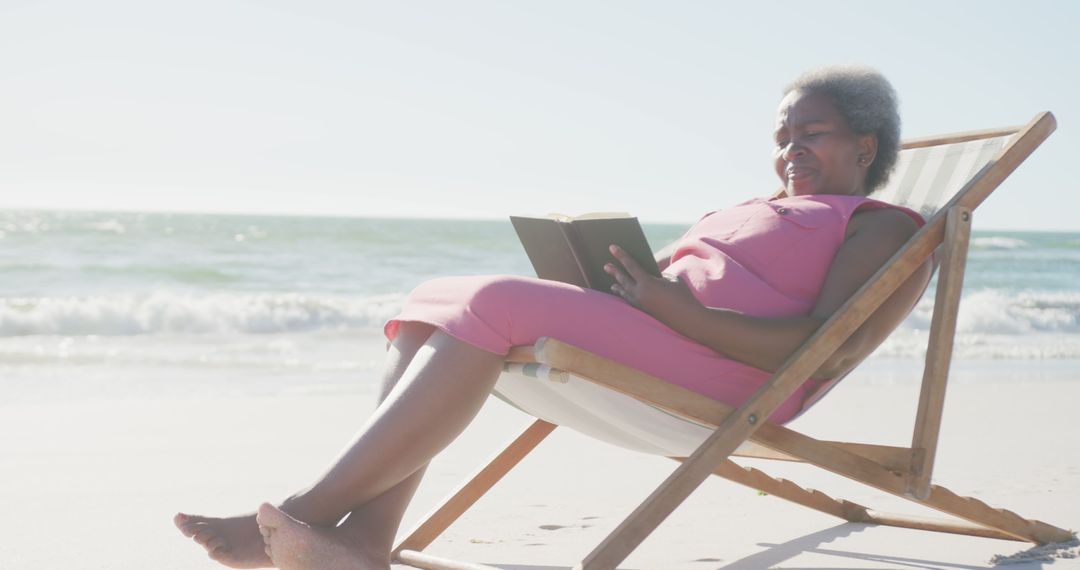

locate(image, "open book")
[[510, 212, 662, 293]]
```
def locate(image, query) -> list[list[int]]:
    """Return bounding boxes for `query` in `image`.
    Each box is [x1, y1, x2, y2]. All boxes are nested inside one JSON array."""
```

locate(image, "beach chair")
[[392, 111, 1073, 570]]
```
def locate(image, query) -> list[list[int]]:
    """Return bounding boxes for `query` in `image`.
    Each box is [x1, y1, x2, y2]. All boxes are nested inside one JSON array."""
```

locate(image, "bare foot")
[[174, 512, 272, 568], [257, 503, 390, 570]]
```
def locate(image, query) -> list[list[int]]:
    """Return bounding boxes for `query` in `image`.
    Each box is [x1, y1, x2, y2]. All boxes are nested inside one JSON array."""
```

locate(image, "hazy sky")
[[2, 1, 1077, 230]]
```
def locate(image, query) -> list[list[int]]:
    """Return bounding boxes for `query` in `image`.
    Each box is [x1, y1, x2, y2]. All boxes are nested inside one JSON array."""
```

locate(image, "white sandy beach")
[[1, 355, 1078, 570]]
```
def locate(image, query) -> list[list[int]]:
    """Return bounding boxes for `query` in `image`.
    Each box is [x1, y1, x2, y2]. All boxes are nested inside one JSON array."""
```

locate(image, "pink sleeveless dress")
[[385, 194, 924, 424]]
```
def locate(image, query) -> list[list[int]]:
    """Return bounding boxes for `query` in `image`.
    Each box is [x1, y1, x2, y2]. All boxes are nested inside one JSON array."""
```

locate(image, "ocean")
[[2, 209, 1078, 403]]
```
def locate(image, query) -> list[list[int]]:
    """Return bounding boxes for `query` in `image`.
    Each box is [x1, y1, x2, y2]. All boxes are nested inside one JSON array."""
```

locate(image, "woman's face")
[[773, 90, 876, 196]]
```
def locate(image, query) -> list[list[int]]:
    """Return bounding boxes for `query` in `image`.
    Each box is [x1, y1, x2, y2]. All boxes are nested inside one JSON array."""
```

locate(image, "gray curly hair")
[[783, 66, 901, 194]]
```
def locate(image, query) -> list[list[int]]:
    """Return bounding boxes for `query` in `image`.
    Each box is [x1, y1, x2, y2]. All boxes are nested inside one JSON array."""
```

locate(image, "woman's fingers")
[[608, 245, 646, 280], [604, 262, 635, 289], [609, 281, 639, 306], [604, 258, 638, 304]]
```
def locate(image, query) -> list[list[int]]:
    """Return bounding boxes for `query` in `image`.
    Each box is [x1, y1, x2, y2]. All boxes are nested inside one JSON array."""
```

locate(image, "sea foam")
[[873, 289, 1080, 359], [3, 287, 1079, 360], [970, 236, 1029, 250], [0, 291, 406, 336], [900, 289, 1080, 335]]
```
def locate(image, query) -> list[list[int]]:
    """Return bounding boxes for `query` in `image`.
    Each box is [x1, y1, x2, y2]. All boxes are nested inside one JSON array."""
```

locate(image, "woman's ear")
[[857, 134, 878, 167]]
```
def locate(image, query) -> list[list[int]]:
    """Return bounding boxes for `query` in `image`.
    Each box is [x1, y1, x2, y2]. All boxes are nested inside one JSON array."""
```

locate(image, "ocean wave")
[[901, 289, 1080, 335], [874, 330, 1080, 360], [76, 265, 243, 284], [3, 287, 1079, 361], [85, 220, 127, 234], [0, 291, 406, 336], [970, 236, 1029, 250], [869, 289, 1080, 359], [0, 332, 387, 371]]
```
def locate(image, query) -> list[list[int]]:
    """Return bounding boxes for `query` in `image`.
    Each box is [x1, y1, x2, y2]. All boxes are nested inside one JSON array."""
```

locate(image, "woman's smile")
[[786, 165, 816, 182]]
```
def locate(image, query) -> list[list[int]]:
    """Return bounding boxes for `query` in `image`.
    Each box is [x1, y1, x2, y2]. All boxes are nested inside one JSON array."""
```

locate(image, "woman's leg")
[[253, 467, 429, 570], [259, 323, 436, 564], [313, 323, 436, 551], [259, 327, 504, 569], [176, 323, 504, 567], [253, 322, 439, 570], [280, 328, 504, 526], [174, 323, 436, 568]]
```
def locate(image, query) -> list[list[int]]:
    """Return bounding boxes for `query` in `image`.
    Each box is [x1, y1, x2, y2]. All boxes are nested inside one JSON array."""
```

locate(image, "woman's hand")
[[604, 245, 703, 323]]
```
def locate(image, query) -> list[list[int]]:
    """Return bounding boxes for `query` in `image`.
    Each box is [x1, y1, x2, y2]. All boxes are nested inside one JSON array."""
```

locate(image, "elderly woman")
[[176, 66, 931, 569]]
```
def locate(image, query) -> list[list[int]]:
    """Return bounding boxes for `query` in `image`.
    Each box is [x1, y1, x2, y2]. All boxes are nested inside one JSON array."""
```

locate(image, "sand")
[[1, 359, 1078, 569]]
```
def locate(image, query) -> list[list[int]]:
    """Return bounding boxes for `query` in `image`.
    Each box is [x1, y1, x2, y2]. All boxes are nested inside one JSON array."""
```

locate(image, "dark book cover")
[[510, 214, 661, 293]]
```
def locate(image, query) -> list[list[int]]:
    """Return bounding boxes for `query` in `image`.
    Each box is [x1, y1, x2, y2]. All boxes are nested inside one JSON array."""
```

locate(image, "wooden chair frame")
[[392, 112, 1073, 570]]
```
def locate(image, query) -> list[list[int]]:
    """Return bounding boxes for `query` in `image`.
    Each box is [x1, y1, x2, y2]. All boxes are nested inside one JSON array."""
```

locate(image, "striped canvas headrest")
[[871, 135, 1013, 218]]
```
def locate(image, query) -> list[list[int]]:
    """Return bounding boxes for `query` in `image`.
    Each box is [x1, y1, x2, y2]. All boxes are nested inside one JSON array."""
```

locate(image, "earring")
[[858, 156, 869, 165]]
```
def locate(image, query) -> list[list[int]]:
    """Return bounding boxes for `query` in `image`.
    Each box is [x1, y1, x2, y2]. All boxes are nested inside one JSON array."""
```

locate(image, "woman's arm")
[[606, 208, 931, 378]]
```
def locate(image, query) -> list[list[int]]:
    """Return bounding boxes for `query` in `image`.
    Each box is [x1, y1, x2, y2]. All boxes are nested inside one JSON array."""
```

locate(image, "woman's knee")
[[391, 322, 436, 352], [380, 322, 436, 399]]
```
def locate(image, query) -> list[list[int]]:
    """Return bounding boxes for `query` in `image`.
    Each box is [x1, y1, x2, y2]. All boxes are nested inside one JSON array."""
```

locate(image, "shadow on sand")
[[721, 522, 1007, 570], [432, 522, 1027, 570]]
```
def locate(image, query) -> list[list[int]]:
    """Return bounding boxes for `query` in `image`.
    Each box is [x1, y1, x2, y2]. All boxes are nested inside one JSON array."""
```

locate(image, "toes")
[[174, 512, 212, 537], [256, 502, 289, 530], [174, 513, 197, 536], [206, 542, 235, 563], [206, 535, 228, 553], [192, 528, 217, 547]]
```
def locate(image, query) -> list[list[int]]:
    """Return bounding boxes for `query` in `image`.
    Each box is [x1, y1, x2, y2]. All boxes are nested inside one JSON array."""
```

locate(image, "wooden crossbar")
[[860, 511, 1032, 541], [692, 458, 873, 521], [901, 126, 1020, 149], [397, 550, 502, 570], [732, 441, 913, 474], [702, 459, 1028, 542]]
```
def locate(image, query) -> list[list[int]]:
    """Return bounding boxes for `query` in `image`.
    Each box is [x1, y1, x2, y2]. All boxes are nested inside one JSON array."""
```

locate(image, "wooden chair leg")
[[392, 419, 556, 558], [574, 400, 787, 569], [908, 206, 972, 499]]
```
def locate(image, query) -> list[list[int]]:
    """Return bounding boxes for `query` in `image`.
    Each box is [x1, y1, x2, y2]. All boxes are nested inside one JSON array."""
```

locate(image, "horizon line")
[[1, 204, 1075, 234]]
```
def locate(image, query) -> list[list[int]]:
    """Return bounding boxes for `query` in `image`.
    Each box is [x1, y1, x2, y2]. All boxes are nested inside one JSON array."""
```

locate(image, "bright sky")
[[1, 1, 1077, 230]]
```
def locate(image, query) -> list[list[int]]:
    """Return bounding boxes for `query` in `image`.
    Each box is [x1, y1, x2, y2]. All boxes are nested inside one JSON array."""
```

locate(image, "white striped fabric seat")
[[873, 135, 1011, 218], [493, 132, 1016, 457], [495, 363, 716, 456]]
